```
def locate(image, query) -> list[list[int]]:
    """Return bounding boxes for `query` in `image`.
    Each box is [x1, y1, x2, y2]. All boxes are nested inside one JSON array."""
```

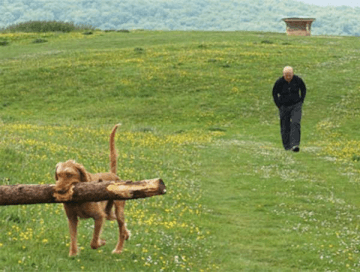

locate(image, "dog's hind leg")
[[90, 216, 106, 249], [112, 201, 130, 254], [89, 204, 107, 249], [105, 201, 116, 220]]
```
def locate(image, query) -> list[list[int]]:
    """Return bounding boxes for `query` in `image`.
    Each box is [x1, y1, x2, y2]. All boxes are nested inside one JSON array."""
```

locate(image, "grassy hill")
[[1, 30, 360, 271]]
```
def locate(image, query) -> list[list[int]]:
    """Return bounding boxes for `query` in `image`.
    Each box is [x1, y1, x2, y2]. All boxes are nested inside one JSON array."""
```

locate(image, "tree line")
[[1, 0, 360, 36]]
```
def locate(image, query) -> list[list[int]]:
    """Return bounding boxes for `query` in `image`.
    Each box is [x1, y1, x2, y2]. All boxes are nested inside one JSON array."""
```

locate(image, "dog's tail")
[[109, 123, 121, 174], [106, 124, 121, 220]]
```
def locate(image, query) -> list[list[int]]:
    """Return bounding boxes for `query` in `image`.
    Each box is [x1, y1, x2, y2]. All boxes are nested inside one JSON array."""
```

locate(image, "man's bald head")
[[283, 66, 294, 83]]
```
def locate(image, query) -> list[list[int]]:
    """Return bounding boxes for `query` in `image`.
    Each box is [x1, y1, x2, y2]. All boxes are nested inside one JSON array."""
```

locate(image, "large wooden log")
[[0, 179, 166, 206]]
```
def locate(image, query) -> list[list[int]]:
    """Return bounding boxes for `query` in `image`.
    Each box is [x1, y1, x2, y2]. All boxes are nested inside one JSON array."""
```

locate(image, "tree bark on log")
[[0, 179, 166, 206]]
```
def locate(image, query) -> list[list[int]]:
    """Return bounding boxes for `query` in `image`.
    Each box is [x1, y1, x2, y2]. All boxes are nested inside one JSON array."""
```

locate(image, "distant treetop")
[[0, 0, 359, 36]]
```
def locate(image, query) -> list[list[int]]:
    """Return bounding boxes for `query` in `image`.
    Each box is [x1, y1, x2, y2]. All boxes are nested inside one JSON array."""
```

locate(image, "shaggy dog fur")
[[53, 124, 130, 256]]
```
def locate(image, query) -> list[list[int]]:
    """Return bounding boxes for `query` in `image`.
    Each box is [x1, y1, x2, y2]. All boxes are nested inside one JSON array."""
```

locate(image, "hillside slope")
[[0, 30, 360, 271]]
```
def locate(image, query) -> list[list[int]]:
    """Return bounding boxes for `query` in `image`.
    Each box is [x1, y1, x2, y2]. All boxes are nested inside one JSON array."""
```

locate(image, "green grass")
[[0, 30, 360, 271]]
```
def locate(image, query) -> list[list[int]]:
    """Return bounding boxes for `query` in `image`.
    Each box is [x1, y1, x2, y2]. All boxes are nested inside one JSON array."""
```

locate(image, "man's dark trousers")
[[279, 101, 302, 150]]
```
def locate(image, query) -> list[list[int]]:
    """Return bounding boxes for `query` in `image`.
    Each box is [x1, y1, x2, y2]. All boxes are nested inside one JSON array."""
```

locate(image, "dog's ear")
[[75, 163, 90, 182], [55, 163, 62, 181]]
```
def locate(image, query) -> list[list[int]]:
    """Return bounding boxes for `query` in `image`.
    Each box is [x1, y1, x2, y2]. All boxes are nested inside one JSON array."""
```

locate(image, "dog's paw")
[[124, 229, 131, 240], [112, 249, 123, 254], [69, 250, 78, 257], [90, 239, 106, 249]]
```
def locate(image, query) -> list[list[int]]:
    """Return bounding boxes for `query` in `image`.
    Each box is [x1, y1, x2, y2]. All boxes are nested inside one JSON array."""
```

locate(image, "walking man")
[[272, 66, 306, 152]]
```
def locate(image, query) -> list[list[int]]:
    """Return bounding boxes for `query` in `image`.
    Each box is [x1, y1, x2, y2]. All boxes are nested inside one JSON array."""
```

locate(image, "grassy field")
[[0, 30, 360, 271]]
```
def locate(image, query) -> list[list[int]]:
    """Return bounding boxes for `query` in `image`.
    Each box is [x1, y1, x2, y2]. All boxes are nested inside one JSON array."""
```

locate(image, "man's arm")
[[299, 78, 306, 103], [272, 80, 281, 108]]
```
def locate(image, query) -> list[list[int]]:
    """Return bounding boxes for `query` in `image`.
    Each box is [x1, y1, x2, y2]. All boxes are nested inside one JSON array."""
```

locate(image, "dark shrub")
[[134, 47, 144, 53], [1, 21, 96, 33], [208, 127, 227, 132], [261, 40, 274, 44], [0, 40, 9, 46], [33, 38, 47, 43]]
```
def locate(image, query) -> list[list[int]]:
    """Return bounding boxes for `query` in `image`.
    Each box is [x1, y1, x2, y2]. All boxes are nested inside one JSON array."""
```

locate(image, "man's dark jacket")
[[272, 75, 306, 108]]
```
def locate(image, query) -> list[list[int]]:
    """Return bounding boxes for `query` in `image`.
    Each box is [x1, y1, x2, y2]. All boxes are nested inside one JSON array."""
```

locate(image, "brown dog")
[[54, 124, 130, 256]]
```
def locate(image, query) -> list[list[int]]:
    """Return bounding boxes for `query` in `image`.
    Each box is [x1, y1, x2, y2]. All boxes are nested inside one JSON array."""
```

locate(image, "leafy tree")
[[0, 0, 359, 36]]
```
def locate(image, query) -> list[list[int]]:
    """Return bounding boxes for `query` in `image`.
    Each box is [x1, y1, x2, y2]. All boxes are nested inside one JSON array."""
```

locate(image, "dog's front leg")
[[68, 216, 79, 256], [64, 204, 79, 256]]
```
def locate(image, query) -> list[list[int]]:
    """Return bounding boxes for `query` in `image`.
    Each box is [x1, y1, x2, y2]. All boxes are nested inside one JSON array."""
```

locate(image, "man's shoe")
[[292, 146, 300, 152]]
